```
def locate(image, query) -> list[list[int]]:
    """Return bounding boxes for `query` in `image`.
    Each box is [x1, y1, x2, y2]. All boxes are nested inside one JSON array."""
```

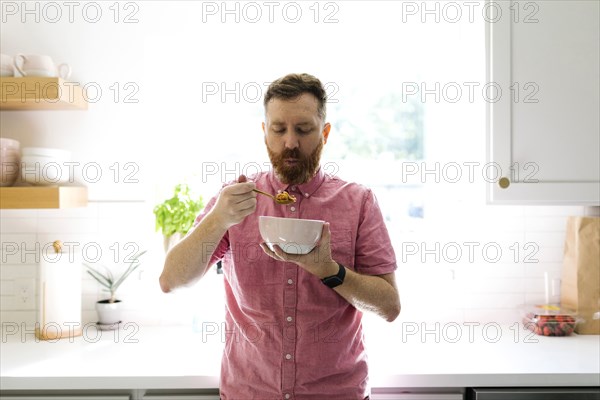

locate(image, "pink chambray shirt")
[[194, 167, 397, 400]]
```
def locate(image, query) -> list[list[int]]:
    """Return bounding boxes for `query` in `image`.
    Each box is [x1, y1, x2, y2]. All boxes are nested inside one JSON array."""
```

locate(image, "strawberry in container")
[[522, 304, 580, 336]]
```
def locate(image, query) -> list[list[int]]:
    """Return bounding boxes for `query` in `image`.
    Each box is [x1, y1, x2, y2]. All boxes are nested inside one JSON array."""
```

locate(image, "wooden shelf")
[[0, 186, 88, 209], [0, 77, 88, 110]]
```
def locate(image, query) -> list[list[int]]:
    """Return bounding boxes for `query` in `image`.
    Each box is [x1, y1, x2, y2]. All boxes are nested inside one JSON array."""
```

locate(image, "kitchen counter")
[[1, 323, 599, 392]]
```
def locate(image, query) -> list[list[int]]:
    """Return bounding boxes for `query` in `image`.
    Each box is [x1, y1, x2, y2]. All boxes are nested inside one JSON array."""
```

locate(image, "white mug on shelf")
[[13, 54, 71, 79], [0, 54, 14, 77]]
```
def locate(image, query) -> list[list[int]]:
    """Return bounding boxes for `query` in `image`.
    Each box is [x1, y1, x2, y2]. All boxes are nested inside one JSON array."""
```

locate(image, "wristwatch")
[[321, 263, 346, 288]]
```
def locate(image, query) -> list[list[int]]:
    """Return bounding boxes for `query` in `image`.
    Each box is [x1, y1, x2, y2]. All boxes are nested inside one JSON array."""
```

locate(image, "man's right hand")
[[210, 174, 257, 229]]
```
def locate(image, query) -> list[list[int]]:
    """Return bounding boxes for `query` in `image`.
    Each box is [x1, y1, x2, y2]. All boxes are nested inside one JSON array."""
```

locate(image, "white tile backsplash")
[[524, 231, 567, 246], [525, 216, 570, 232], [457, 277, 526, 294], [0, 209, 39, 219], [532, 246, 565, 264], [522, 205, 585, 217], [0, 310, 37, 327], [37, 203, 99, 219], [0, 202, 589, 327], [36, 217, 98, 234], [0, 217, 38, 233], [0, 264, 36, 279], [524, 262, 562, 278]]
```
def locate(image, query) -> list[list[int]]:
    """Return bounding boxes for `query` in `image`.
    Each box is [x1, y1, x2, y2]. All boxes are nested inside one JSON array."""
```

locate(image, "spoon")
[[253, 189, 297, 205]]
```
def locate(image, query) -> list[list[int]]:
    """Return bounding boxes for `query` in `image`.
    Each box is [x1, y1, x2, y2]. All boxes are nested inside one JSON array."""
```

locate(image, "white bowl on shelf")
[[21, 147, 71, 160], [20, 154, 72, 185]]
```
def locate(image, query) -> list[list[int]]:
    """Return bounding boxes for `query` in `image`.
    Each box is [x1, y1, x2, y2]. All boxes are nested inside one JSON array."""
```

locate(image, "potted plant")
[[84, 250, 146, 329], [154, 183, 204, 251]]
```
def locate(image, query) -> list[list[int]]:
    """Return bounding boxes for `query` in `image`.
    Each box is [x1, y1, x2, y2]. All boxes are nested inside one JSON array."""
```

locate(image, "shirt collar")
[[268, 166, 325, 198]]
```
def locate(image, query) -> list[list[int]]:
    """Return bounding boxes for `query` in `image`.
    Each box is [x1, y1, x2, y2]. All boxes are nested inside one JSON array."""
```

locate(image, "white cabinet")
[[0, 397, 129, 400], [487, 0, 600, 204]]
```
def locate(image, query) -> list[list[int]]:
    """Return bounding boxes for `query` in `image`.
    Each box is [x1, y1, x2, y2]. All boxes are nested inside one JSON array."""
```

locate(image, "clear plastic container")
[[522, 304, 581, 336]]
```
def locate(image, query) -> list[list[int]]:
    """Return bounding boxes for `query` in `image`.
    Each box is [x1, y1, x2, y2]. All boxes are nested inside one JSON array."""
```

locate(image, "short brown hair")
[[264, 73, 327, 120]]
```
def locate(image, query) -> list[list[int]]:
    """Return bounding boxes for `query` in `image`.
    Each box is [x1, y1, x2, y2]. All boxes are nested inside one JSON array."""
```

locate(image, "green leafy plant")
[[153, 184, 204, 237], [84, 251, 146, 303]]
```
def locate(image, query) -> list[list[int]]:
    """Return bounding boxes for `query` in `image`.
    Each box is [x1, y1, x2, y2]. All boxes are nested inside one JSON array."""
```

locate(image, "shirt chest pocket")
[[329, 229, 354, 270], [228, 245, 283, 287]]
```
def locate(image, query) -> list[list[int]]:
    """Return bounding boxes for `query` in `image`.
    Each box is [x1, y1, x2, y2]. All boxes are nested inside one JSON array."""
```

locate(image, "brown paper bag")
[[560, 216, 600, 334]]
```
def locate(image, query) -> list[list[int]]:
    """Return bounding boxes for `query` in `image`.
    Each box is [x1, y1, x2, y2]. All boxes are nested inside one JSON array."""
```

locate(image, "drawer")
[[470, 387, 600, 400], [372, 394, 463, 400]]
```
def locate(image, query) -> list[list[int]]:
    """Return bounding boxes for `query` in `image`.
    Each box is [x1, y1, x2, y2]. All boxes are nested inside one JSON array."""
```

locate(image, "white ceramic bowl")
[[20, 155, 70, 185], [259, 216, 325, 255], [21, 147, 71, 160]]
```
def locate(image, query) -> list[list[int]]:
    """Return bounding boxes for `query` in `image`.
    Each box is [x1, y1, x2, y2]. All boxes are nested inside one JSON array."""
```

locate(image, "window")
[[144, 1, 485, 324]]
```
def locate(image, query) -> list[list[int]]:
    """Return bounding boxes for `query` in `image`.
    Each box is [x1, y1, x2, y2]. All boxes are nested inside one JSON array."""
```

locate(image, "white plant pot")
[[95, 300, 123, 329]]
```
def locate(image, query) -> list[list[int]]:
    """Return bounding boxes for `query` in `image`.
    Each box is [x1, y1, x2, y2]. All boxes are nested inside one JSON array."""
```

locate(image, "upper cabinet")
[[487, 0, 600, 204], [0, 77, 87, 110]]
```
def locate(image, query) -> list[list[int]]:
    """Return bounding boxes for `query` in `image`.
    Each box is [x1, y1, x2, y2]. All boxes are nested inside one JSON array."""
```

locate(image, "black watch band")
[[321, 263, 346, 288]]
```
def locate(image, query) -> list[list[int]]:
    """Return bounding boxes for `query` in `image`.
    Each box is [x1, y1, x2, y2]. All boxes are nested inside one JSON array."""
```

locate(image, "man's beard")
[[267, 140, 324, 185]]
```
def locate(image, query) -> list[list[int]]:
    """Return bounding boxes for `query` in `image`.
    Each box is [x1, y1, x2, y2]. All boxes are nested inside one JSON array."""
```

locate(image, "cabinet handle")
[[499, 177, 510, 189]]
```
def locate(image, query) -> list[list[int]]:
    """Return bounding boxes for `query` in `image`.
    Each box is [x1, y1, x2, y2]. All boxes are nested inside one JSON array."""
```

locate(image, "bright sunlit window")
[[141, 1, 485, 324]]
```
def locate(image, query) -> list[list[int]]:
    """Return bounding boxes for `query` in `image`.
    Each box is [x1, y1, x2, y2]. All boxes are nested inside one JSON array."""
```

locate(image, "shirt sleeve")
[[191, 191, 230, 267], [354, 189, 397, 276]]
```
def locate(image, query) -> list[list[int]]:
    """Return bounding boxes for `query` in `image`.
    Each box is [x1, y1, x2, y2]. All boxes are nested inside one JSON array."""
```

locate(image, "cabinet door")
[[471, 387, 600, 399], [487, 0, 600, 204], [0, 397, 129, 400]]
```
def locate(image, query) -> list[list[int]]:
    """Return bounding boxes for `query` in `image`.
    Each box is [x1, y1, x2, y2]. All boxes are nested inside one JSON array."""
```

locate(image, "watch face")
[[322, 263, 345, 288], [324, 276, 343, 288]]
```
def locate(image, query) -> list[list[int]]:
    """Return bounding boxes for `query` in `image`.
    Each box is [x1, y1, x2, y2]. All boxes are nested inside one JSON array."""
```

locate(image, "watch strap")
[[321, 263, 346, 288]]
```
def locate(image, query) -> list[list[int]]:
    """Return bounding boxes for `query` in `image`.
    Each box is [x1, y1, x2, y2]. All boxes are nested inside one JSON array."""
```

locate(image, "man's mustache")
[[280, 148, 301, 159]]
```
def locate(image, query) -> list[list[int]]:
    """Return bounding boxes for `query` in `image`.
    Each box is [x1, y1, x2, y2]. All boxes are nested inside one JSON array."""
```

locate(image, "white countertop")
[[1, 323, 599, 391]]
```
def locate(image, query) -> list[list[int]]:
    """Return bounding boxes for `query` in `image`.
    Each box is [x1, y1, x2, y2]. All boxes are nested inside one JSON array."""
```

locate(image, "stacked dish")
[[0, 138, 21, 187], [21, 147, 72, 185]]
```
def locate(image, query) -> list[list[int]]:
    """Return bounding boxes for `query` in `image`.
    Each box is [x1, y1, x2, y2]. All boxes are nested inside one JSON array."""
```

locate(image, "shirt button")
[[304, 193, 309, 197], [285, 394, 291, 399], [290, 206, 296, 212], [287, 279, 293, 285], [286, 316, 293, 322], [285, 353, 292, 360], [291, 186, 297, 191]]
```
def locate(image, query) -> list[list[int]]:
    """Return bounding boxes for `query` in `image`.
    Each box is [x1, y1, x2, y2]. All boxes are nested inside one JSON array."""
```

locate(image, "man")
[[160, 73, 400, 399]]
